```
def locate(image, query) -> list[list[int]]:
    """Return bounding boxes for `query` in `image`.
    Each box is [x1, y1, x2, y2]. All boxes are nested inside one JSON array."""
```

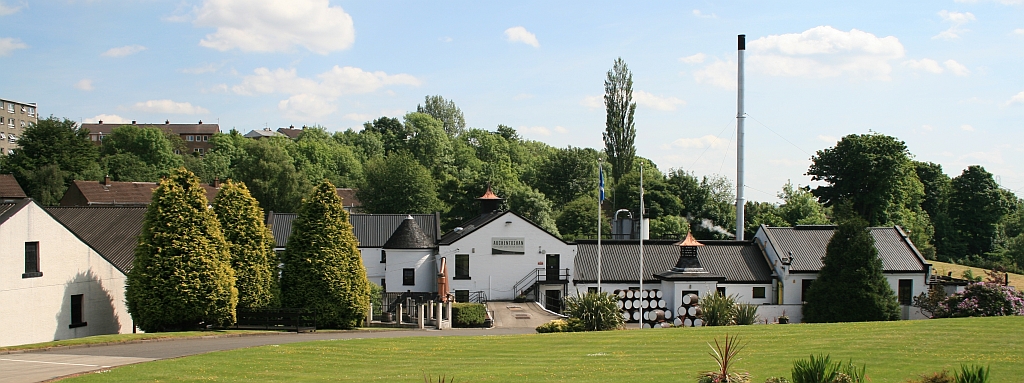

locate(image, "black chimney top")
[[476, 183, 504, 215], [738, 34, 746, 50]]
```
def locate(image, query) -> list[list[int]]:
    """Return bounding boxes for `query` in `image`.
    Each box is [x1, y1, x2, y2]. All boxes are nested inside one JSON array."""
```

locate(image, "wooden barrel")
[[641, 300, 650, 309], [665, 309, 672, 318], [693, 307, 703, 318], [693, 318, 703, 327], [632, 311, 641, 321], [616, 300, 624, 309], [684, 318, 693, 327], [688, 294, 700, 305], [624, 300, 633, 310], [656, 290, 664, 299], [658, 299, 666, 308], [674, 317, 683, 326], [621, 312, 630, 320]]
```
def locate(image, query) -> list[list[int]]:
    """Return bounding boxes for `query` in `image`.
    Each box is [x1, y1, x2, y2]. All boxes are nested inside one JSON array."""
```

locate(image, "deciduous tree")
[[100, 124, 183, 182], [358, 152, 442, 214], [232, 138, 308, 213], [416, 95, 466, 137], [126, 168, 237, 331], [280, 180, 370, 328], [3, 117, 101, 204], [949, 165, 1005, 257], [602, 57, 636, 182]]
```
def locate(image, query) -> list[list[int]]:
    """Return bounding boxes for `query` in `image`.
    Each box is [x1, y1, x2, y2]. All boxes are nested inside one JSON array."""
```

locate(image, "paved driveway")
[[486, 301, 563, 328], [1, 327, 536, 383]]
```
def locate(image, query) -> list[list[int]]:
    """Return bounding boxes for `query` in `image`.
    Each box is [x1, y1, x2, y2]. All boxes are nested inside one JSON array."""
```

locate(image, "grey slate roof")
[[45, 206, 147, 274], [760, 225, 929, 272], [438, 211, 569, 246], [0, 199, 30, 226], [574, 239, 773, 283], [267, 212, 440, 248], [383, 216, 435, 249]]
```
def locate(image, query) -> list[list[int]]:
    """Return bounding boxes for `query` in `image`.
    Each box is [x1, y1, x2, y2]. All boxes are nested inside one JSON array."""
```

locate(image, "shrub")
[[954, 365, 989, 383], [697, 335, 750, 383], [451, 303, 486, 327], [735, 303, 760, 325], [765, 378, 790, 383], [563, 291, 623, 331], [791, 354, 865, 383], [913, 370, 953, 383], [535, 318, 585, 333], [702, 292, 738, 326], [934, 282, 1024, 318], [913, 284, 947, 318]]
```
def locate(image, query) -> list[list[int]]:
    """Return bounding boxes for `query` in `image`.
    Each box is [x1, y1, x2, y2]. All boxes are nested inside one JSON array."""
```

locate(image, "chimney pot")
[[98, 120, 103, 124], [213, 177, 221, 188], [131, 120, 136, 125], [103, 175, 111, 186], [165, 120, 170, 124], [198, 120, 202, 124]]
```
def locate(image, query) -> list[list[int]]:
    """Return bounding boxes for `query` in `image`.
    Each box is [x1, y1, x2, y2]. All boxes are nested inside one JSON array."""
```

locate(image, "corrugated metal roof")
[[575, 240, 773, 283], [761, 225, 928, 272], [45, 206, 147, 274], [0, 203, 14, 217], [438, 212, 504, 245], [267, 212, 440, 248], [0, 174, 27, 198]]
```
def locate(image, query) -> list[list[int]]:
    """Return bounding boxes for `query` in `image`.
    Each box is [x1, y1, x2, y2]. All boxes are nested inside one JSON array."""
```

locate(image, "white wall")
[[359, 248, 385, 286], [756, 304, 804, 324], [440, 213, 576, 301], [383, 249, 435, 293], [0, 203, 132, 347], [718, 283, 774, 305], [660, 280, 719, 315]]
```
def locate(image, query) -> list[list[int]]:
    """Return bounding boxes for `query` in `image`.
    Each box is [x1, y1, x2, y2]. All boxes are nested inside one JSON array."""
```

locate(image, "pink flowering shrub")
[[934, 282, 1024, 318]]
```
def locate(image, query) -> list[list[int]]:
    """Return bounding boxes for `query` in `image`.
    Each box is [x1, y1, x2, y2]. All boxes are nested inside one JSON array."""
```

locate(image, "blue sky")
[[2, 0, 1023, 202]]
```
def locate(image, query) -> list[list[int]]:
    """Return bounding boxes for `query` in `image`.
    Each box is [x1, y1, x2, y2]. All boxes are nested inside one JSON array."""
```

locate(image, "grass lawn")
[[64, 316, 1024, 383], [930, 261, 1024, 288], [0, 330, 274, 353]]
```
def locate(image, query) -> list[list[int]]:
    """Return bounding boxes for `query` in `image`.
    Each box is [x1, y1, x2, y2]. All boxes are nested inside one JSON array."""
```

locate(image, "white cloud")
[[961, 124, 976, 131], [513, 93, 534, 100], [903, 58, 944, 74], [746, 26, 905, 81], [132, 100, 210, 115], [504, 26, 539, 48], [1006, 91, 1024, 106], [194, 0, 354, 54], [181, 62, 223, 74], [921, 125, 935, 132], [693, 60, 736, 89], [817, 135, 838, 143], [228, 66, 419, 120], [440, 36, 453, 43], [101, 45, 146, 57], [85, 114, 131, 124], [519, 126, 552, 136], [944, 59, 970, 76], [670, 135, 729, 149], [75, 79, 94, 91], [554, 126, 568, 134], [633, 90, 685, 111], [692, 9, 717, 18], [1013, 28, 1024, 35], [580, 95, 603, 109], [679, 53, 706, 64], [934, 10, 976, 40], [0, 37, 27, 56], [343, 113, 373, 121], [0, 1, 24, 16]]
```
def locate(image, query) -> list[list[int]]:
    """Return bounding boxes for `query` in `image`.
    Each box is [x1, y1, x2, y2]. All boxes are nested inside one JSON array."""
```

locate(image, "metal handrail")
[[513, 268, 572, 297]]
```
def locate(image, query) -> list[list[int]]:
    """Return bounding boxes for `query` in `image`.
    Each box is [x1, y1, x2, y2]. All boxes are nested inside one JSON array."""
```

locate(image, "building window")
[[455, 290, 469, 303], [801, 279, 813, 303], [380, 278, 386, 291], [380, 250, 386, 263], [7, 103, 12, 113], [203, 135, 209, 141], [716, 286, 726, 296], [23, 242, 42, 278], [898, 279, 913, 305], [454, 254, 469, 279], [69, 294, 87, 328], [753, 286, 766, 299], [186, 135, 194, 141], [402, 268, 415, 286], [588, 287, 598, 294], [28, 107, 34, 117], [20, 120, 25, 128]]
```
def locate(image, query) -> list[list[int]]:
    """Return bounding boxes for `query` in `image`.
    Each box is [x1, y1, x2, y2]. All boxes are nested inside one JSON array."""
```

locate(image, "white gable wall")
[[360, 248, 385, 287], [384, 249, 436, 293], [0, 202, 132, 347], [440, 213, 577, 301]]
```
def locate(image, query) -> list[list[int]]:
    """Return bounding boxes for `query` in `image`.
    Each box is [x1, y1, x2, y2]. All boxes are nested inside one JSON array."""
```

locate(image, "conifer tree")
[[214, 180, 278, 310], [126, 168, 237, 331], [803, 216, 900, 322], [280, 180, 370, 328]]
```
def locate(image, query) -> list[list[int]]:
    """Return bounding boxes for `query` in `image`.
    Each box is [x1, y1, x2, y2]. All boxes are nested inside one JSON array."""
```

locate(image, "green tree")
[[744, 201, 787, 239], [650, 215, 690, 240], [358, 152, 442, 214], [666, 170, 736, 239], [2, 117, 101, 205], [232, 138, 308, 213], [612, 164, 684, 220], [505, 185, 560, 236], [280, 180, 370, 328], [125, 168, 237, 331], [803, 216, 900, 323], [416, 95, 466, 137], [214, 180, 278, 310], [777, 181, 830, 226], [362, 116, 409, 155], [555, 196, 611, 241], [948, 165, 1006, 257], [100, 124, 184, 182], [289, 127, 363, 188], [602, 57, 637, 181], [533, 146, 600, 206], [404, 112, 453, 178], [807, 133, 924, 226]]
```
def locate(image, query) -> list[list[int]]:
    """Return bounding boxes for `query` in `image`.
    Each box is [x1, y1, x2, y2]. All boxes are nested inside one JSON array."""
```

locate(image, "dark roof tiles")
[[382, 216, 435, 249], [267, 212, 440, 248], [45, 206, 147, 274], [574, 240, 772, 283], [761, 225, 929, 272], [0, 174, 27, 199]]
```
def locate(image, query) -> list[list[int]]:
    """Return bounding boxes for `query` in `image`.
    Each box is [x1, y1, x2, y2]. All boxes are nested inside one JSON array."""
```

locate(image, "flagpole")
[[638, 162, 644, 330], [597, 161, 603, 293]]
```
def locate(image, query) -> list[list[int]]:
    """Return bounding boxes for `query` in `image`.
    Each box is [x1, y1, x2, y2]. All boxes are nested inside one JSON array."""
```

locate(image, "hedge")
[[452, 303, 487, 327]]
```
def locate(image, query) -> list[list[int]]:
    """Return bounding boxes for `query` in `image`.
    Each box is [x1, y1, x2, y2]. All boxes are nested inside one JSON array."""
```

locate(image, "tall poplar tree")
[[602, 57, 637, 182], [214, 180, 278, 310], [280, 180, 370, 328], [803, 216, 900, 323], [126, 168, 237, 331]]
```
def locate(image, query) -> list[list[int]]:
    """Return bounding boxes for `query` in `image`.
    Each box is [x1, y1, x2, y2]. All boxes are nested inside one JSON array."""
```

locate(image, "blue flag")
[[599, 163, 605, 202]]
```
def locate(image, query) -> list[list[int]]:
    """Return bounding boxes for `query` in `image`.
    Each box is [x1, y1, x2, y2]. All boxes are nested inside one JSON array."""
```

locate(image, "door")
[[546, 253, 559, 281], [545, 290, 562, 313]]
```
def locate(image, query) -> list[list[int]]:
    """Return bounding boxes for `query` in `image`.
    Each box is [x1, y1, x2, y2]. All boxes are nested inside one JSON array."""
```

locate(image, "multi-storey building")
[[79, 120, 220, 155], [0, 98, 38, 156]]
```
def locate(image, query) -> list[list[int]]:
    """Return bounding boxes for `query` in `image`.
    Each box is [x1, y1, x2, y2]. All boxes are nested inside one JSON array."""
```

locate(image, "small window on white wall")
[[752, 286, 766, 299]]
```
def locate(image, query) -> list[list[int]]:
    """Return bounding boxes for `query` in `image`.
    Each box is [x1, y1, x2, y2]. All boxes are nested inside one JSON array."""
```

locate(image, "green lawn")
[[930, 261, 1024, 288], [0, 330, 273, 353], [64, 317, 1024, 383]]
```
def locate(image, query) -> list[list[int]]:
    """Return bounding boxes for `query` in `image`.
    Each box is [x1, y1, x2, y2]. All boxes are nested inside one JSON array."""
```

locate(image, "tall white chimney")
[[736, 34, 746, 241]]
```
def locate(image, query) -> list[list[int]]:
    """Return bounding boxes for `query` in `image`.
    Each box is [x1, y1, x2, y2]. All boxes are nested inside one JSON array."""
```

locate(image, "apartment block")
[[0, 98, 38, 156]]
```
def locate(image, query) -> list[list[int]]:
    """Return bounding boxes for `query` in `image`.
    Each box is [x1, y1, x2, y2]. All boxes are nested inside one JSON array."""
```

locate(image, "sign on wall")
[[492, 237, 525, 254]]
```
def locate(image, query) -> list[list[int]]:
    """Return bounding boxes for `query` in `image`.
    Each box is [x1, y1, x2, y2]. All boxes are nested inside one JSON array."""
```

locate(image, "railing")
[[513, 268, 571, 297], [469, 291, 488, 303]]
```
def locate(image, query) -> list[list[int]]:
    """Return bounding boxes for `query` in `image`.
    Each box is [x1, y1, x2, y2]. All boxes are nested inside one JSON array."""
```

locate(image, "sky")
[[2, 0, 1023, 203]]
